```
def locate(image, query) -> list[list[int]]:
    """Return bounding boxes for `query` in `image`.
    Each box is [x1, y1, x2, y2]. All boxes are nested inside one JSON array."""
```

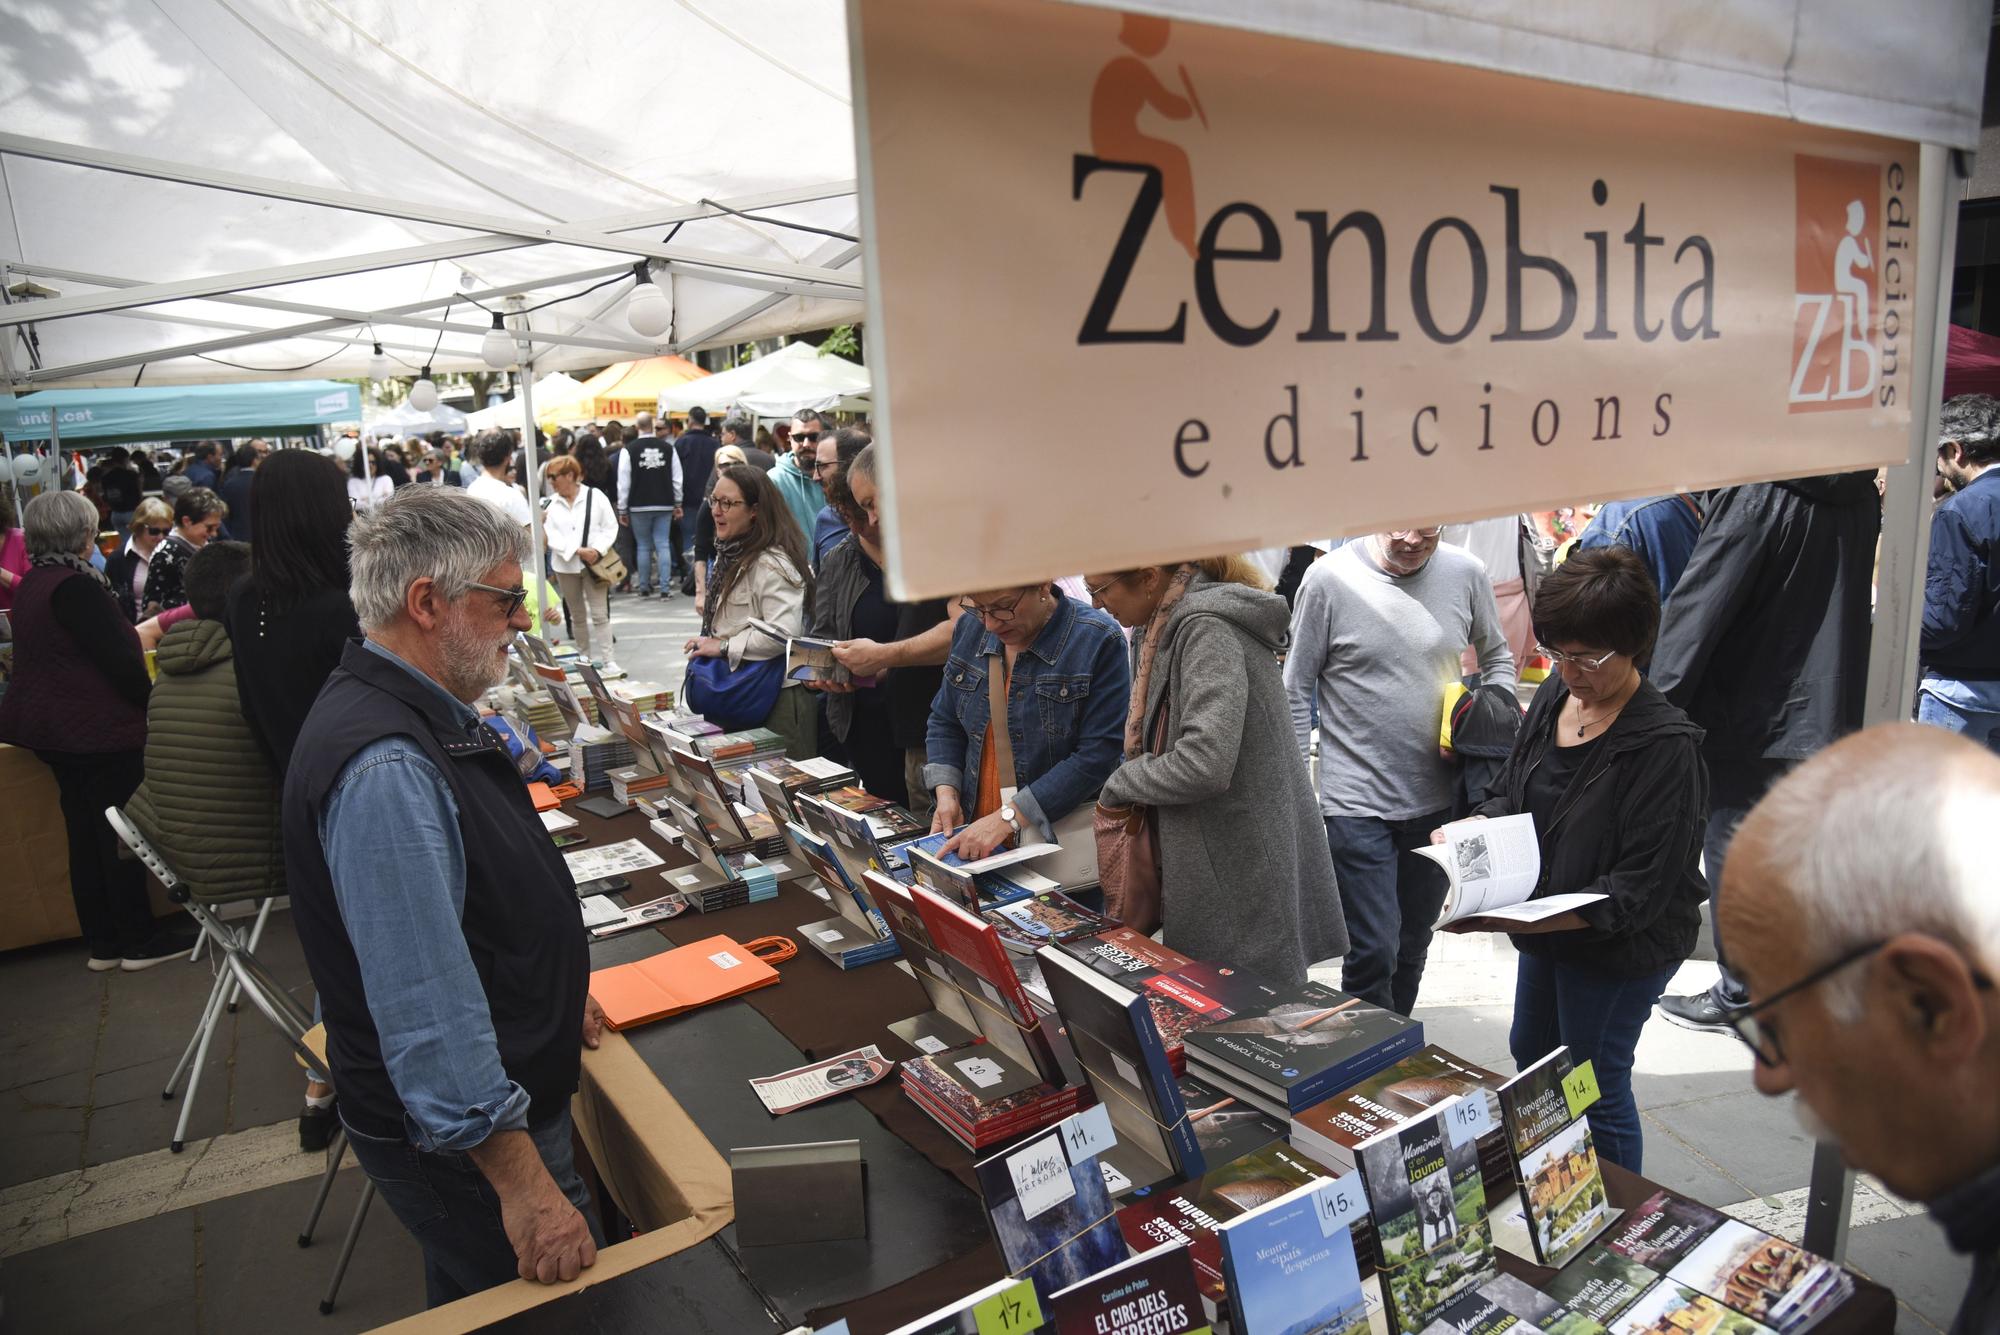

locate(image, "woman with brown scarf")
[[1085, 556, 1347, 984]]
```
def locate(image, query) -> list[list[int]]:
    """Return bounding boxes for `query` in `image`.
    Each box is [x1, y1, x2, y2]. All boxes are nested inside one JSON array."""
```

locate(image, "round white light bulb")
[[409, 377, 439, 412], [367, 343, 390, 380], [481, 316, 514, 370], [626, 279, 671, 338]]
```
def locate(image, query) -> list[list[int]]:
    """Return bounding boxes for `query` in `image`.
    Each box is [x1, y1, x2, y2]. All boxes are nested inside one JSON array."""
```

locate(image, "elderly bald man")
[[1716, 723, 1999, 1335]]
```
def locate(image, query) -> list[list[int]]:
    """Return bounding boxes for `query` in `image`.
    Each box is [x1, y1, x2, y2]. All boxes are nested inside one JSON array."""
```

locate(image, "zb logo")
[[1790, 155, 1889, 412]]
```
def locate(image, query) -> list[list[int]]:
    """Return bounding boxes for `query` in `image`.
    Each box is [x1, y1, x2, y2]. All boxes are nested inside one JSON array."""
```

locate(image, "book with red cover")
[[914, 884, 1069, 1088]]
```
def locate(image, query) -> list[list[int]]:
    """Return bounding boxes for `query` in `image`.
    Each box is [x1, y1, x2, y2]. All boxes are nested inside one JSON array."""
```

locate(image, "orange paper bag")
[[589, 934, 783, 1030]]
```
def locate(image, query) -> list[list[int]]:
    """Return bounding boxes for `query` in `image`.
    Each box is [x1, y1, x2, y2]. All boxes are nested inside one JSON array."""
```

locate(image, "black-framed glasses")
[[709, 496, 745, 512], [465, 580, 529, 619], [959, 590, 1029, 624], [1535, 643, 1620, 672], [808, 457, 839, 476], [143, 526, 169, 537], [1721, 938, 1996, 1067], [794, 428, 823, 444]]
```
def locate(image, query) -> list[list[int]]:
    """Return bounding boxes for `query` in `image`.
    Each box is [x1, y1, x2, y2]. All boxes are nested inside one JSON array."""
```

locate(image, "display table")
[[376, 797, 1899, 1335]]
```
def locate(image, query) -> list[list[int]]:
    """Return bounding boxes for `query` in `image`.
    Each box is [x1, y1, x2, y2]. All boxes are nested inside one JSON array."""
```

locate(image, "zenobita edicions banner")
[[852, 0, 1921, 598]]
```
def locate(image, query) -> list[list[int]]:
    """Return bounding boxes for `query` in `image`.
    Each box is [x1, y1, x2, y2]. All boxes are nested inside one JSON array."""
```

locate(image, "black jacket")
[[1477, 677, 1709, 978], [1650, 473, 1880, 763]]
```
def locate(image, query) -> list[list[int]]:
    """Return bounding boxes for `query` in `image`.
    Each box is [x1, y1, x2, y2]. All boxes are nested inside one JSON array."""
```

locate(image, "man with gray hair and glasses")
[[282, 486, 605, 1305], [1715, 723, 2000, 1335]]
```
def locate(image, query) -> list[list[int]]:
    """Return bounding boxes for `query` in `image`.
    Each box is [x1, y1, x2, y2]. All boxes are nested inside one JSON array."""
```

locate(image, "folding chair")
[[104, 807, 285, 1152]]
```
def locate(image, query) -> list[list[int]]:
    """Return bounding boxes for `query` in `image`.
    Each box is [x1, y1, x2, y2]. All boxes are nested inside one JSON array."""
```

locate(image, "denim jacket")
[[924, 590, 1130, 840]]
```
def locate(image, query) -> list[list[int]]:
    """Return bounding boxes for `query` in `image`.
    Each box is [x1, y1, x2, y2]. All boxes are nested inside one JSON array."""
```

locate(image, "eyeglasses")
[[1721, 938, 1995, 1067], [959, 590, 1030, 624], [709, 496, 745, 512], [465, 580, 529, 619], [1535, 644, 1620, 672], [808, 458, 839, 476], [1083, 573, 1128, 601], [1387, 527, 1445, 541], [794, 429, 822, 444], [143, 526, 169, 537]]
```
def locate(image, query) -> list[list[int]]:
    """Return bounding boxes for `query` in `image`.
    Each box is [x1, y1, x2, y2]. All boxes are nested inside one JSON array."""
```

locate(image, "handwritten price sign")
[[1443, 1092, 1495, 1146], [1312, 1170, 1368, 1238], [1563, 1060, 1602, 1119], [973, 1278, 1044, 1335]]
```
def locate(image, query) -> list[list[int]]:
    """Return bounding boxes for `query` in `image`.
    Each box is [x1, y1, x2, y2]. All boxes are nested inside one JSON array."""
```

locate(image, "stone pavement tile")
[[0, 1087, 86, 1191], [1631, 1111, 1755, 1209], [84, 1060, 232, 1167], [1408, 1002, 1517, 1071], [0, 1204, 198, 1335], [1643, 1087, 1822, 1198], [92, 963, 230, 1072], [225, 1008, 315, 1136], [196, 1170, 427, 1334], [1839, 1212, 1971, 1334]]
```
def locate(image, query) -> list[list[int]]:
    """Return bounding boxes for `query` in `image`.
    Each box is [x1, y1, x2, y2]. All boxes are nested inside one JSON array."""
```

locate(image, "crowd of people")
[[0, 392, 1995, 1327]]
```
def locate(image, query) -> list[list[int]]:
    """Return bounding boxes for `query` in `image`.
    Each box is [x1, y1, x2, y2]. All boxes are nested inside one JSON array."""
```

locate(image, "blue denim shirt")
[[923, 591, 1130, 839], [319, 640, 531, 1152]]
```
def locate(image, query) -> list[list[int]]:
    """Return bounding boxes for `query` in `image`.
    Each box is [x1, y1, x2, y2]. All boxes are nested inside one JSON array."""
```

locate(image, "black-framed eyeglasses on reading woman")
[[1722, 937, 1996, 1067], [959, 590, 1030, 624], [465, 581, 528, 619], [709, 496, 745, 512]]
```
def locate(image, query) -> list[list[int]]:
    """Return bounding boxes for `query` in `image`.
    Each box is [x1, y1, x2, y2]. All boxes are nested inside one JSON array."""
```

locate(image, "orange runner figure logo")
[[1090, 14, 1207, 260]]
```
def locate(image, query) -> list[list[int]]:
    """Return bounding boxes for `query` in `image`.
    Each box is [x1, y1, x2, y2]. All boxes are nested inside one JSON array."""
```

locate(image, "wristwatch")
[[1000, 805, 1022, 835]]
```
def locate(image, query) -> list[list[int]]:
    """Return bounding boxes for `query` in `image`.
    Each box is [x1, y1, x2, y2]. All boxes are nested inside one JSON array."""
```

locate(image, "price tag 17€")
[[972, 1278, 1045, 1335], [1563, 1060, 1602, 1119], [1444, 1092, 1495, 1147], [1312, 1170, 1368, 1238]]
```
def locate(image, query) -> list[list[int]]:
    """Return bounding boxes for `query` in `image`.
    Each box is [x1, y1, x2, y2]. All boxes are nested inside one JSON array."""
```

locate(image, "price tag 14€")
[[1563, 1060, 1602, 1119], [972, 1278, 1045, 1335], [1312, 1170, 1367, 1238], [1444, 1092, 1495, 1147], [1057, 1103, 1117, 1165]]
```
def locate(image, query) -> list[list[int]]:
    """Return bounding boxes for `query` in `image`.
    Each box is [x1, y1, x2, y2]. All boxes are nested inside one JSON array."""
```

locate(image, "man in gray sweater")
[[1284, 528, 1516, 1014]]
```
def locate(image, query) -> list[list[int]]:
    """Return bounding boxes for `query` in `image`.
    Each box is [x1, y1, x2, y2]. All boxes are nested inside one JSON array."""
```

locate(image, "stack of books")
[[1036, 930, 1205, 1066], [739, 755, 853, 820], [607, 763, 675, 806], [608, 680, 674, 713], [799, 913, 899, 969], [900, 1049, 1086, 1152], [569, 732, 635, 792], [1290, 1043, 1513, 1199], [1181, 978, 1424, 1118], [693, 726, 788, 766]]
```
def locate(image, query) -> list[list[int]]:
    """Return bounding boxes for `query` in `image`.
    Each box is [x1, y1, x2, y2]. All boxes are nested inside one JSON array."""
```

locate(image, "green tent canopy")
[[0, 380, 359, 447]]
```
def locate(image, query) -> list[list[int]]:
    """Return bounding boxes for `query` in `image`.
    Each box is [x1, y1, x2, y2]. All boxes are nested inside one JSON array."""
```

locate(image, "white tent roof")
[[657, 341, 869, 418], [0, 0, 863, 389], [363, 400, 468, 437], [462, 373, 589, 433]]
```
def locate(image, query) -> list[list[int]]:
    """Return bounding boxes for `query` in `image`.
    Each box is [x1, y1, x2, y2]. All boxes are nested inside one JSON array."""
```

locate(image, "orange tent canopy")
[[545, 355, 710, 425]]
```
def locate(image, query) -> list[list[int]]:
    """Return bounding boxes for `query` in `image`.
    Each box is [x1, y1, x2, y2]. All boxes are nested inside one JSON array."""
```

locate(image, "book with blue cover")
[[1183, 980, 1423, 1115], [1217, 1178, 1369, 1335], [974, 1114, 1130, 1304]]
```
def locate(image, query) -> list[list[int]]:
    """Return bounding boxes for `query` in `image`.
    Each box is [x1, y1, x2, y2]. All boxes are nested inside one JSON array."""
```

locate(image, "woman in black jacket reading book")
[[1434, 546, 1708, 1172]]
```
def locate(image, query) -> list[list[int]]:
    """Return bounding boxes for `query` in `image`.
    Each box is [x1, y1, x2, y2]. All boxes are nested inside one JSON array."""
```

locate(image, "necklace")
[[1573, 677, 1639, 738]]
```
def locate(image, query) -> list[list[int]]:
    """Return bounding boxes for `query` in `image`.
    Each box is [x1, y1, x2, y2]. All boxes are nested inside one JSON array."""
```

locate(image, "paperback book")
[[1418, 1273, 1608, 1334], [1497, 1047, 1614, 1268], [915, 885, 1067, 1085], [1418, 814, 1606, 929], [1292, 1044, 1514, 1200], [1355, 1096, 1498, 1333], [1114, 1141, 1334, 1317], [983, 892, 1112, 952], [1037, 944, 1201, 1191], [1047, 1240, 1211, 1335], [1597, 1190, 1850, 1333], [868, 872, 983, 1044], [1217, 1176, 1370, 1335], [1183, 980, 1424, 1115], [974, 1108, 1130, 1302]]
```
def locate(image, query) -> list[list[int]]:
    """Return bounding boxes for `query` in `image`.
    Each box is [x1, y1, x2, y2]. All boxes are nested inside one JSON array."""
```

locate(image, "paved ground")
[[0, 589, 1971, 1333]]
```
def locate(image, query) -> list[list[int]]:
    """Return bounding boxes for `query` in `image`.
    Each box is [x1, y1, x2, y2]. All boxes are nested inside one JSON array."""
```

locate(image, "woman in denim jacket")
[[926, 581, 1131, 860]]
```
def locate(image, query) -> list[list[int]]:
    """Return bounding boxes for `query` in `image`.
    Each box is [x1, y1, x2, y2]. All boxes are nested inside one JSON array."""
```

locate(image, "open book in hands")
[[1418, 813, 1606, 930]]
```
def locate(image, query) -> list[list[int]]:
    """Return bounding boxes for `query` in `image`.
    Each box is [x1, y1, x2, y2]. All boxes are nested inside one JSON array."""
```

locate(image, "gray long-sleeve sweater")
[[1284, 541, 1515, 820]]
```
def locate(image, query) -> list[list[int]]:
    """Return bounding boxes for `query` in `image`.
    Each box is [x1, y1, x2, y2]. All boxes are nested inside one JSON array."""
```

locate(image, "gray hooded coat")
[[1099, 575, 1348, 984]]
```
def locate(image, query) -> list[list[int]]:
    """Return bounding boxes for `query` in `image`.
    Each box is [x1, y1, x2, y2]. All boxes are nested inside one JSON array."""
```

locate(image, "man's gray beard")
[[440, 622, 509, 703]]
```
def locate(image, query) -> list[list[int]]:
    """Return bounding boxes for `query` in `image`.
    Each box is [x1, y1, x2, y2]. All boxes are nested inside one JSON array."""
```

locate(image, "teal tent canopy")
[[0, 380, 359, 446]]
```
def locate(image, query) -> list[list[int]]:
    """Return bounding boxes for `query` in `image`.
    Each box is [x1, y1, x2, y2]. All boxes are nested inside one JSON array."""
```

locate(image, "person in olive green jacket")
[[126, 541, 284, 902]]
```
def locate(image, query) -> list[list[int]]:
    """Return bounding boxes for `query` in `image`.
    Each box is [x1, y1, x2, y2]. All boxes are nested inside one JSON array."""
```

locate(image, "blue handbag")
[[683, 653, 784, 731]]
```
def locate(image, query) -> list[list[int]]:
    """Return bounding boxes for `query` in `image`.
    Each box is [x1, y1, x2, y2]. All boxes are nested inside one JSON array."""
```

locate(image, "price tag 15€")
[[1563, 1060, 1602, 1119], [1312, 1170, 1367, 1238], [1444, 1092, 1495, 1147], [972, 1278, 1045, 1335]]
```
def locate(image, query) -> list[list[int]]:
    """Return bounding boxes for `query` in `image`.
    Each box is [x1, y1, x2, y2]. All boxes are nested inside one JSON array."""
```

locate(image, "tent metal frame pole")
[[14, 265, 657, 385], [672, 245, 865, 352], [0, 133, 863, 320], [514, 306, 552, 635], [0, 180, 857, 330], [1800, 141, 1964, 1262]]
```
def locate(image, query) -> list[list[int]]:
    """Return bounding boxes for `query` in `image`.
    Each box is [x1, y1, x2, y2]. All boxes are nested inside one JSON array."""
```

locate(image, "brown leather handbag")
[[1092, 699, 1168, 933]]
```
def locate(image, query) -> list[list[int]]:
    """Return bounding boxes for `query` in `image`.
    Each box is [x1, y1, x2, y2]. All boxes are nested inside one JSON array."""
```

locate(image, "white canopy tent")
[[0, 0, 864, 392], [362, 400, 469, 437], [656, 341, 870, 419], [462, 373, 589, 433]]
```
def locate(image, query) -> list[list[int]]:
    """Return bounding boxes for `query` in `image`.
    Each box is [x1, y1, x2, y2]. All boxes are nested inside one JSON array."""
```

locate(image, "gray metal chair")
[[103, 806, 278, 1152], [104, 807, 377, 1314]]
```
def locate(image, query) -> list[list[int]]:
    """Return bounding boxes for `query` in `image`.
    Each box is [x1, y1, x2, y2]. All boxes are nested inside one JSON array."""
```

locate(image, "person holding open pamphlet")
[[1432, 547, 1709, 1172]]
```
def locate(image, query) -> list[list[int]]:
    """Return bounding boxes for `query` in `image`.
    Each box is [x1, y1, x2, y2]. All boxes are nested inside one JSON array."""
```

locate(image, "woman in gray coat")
[[1085, 558, 1348, 984]]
